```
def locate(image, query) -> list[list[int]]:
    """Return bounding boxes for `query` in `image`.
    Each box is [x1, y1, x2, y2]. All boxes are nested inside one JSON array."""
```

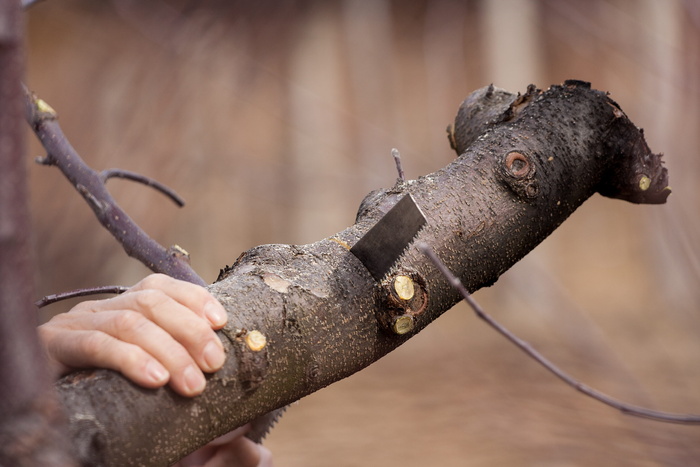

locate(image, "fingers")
[[39, 323, 170, 389], [127, 274, 227, 328], [91, 306, 218, 395], [171, 426, 274, 467], [90, 289, 226, 370], [39, 274, 229, 397]]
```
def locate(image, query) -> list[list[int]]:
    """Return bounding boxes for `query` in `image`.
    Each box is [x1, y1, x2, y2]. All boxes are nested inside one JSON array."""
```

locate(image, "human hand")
[[38, 273, 228, 397], [173, 425, 274, 467]]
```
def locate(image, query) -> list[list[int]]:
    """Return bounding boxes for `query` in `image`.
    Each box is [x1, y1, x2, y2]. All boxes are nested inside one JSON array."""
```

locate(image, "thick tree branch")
[[23, 88, 205, 286], [55, 81, 672, 466]]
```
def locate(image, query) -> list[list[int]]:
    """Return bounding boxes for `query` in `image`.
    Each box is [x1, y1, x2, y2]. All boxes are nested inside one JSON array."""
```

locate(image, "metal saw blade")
[[350, 193, 427, 281], [246, 406, 287, 444]]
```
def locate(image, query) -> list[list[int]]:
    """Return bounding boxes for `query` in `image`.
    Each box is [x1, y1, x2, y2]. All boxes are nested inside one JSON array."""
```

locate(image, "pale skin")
[[38, 273, 273, 467]]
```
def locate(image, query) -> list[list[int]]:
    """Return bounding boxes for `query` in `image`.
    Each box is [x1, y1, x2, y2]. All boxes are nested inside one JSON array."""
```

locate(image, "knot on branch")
[[230, 329, 270, 395], [495, 150, 539, 200]]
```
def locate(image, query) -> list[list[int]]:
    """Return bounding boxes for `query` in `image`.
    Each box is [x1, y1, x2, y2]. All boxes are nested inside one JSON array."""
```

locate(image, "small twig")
[[35, 286, 130, 308], [101, 168, 185, 207], [391, 148, 405, 182], [34, 155, 54, 166], [418, 243, 700, 425]]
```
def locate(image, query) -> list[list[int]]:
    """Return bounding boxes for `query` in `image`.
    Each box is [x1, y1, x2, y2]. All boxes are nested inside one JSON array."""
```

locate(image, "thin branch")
[[23, 87, 205, 286], [391, 148, 405, 181], [418, 243, 700, 425], [35, 286, 130, 308], [101, 168, 185, 207]]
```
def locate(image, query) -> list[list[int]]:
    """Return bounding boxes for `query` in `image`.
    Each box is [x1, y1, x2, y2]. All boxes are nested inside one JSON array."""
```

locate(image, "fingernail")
[[202, 339, 225, 372], [183, 365, 206, 395], [204, 301, 227, 327], [146, 360, 169, 384]]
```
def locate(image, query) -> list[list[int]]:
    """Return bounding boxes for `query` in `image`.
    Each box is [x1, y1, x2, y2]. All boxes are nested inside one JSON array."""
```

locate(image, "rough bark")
[[0, 1, 74, 465], [55, 81, 669, 466]]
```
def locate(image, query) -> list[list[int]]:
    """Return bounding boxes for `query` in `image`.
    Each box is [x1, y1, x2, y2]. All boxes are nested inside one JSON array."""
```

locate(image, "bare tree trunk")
[[0, 1, 73, 465], [55, 81, 669, 466]]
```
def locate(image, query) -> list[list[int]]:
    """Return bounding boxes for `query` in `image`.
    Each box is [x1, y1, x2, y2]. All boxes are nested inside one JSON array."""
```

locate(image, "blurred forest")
[[24, 0, 700, 465]]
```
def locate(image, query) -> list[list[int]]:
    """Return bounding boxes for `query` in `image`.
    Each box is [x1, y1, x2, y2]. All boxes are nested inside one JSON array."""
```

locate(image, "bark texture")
[[56, 81, 669, 466]]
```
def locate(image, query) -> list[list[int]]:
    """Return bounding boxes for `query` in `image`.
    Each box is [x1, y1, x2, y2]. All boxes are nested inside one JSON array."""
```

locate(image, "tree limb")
[[55, 81, 671, 466], [0, 1, 74, 465]]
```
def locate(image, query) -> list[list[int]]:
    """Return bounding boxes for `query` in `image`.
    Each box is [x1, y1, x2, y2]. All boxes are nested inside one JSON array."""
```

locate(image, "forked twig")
[[23, 86, 205, 286], [35, 286, 129, 308], [418, 243, 700, 425]]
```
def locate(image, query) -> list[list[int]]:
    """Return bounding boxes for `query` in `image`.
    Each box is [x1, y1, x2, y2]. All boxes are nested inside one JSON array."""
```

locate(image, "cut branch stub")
[[598, 102, 671, 204], [376, 271, 429, 335], [56, 81, 671, 466]]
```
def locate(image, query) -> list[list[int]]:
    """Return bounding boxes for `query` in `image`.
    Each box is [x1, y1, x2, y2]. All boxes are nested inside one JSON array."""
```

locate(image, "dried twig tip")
[[392, 148, 405, 181]]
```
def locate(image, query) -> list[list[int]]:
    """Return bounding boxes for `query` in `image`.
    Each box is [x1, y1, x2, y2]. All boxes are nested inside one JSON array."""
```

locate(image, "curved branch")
[[23, 87, 205, 286], [419, 244, 700, 425], [100, 168, 185, 207]]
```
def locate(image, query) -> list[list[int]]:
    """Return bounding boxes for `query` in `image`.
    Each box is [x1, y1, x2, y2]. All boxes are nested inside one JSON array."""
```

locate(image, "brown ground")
[[25, 1, 700, 465]]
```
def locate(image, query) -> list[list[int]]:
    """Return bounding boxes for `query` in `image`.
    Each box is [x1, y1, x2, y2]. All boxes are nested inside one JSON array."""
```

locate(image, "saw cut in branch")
[[55, 81, 672, 466], [23, 87, 205, 286], [418, 243, 700, 424]]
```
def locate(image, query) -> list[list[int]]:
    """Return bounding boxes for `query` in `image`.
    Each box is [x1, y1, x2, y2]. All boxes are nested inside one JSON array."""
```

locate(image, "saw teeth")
[[380, 223, 427, 282], [246, 406, 288, 444]]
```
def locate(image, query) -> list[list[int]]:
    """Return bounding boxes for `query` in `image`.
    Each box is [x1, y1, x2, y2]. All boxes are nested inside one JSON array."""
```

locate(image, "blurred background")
[[25, 0, 700, 465]]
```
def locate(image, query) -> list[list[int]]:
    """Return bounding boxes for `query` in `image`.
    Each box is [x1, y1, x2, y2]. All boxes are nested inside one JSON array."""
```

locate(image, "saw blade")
[[246, 406, 288, 444], [350, 193, 427, 281]]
